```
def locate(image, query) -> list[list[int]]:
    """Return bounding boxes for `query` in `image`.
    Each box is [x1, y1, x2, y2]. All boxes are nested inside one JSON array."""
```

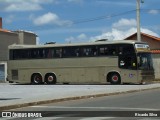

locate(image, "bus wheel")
[[109, 73, 121, 85], [45, 73, 57, 84], [31, 73, 43, 84]]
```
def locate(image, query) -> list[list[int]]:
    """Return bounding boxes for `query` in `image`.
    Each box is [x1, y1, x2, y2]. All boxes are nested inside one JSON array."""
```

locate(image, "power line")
[[18, 9, 136, 31], [72, 8, 160, 25], [72, 9, 136, 24], [12, 8, 159, 31]]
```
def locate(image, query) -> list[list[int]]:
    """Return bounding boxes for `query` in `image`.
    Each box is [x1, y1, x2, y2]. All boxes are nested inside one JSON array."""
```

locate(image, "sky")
[[0, 0, 160, 44]]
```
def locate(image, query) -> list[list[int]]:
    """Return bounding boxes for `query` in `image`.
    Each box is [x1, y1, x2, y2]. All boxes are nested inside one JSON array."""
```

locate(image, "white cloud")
[[36, 37, 40, 45], [148, 10, 159, 15], [2, 0, 83, 12], [2, 0, 55, 12], [90, 27, 159, 41], [90, 18, 159, 41], [90, 28, 134, 41], [65, 33, 88, 43], [33, 12, 72, 26], [65, 18, 159, 43], [5, 2, 42, 12], [113, 18, 136, 29]]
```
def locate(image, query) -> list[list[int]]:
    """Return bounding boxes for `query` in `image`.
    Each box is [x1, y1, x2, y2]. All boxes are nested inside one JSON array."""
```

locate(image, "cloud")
[[65, 18, 159, 42], [90, 18, 159, 41], [5, 2, 42, 12], [90, 27, 159, 41], [90, 28, 134, 41], [2, 0, 55, 12], [148, 10, 159, 15], [32, 12, 72, 26], [113, 18, 136, 30], [2, 0, 83, 12], [65, 33, 88, 43]]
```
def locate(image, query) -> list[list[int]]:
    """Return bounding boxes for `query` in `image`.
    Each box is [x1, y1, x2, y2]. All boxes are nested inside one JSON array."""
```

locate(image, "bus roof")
[[8, 40, 147, 49]]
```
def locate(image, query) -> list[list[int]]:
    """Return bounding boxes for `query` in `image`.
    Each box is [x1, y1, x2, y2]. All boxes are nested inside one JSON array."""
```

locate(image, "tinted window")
[[9, 44, 135, 60], [119, 54, 137, 70], [81, 46, 98, 57], [118, 44, 135, 55], [63, 47, 78, 58], [137, 53, 154, 70]]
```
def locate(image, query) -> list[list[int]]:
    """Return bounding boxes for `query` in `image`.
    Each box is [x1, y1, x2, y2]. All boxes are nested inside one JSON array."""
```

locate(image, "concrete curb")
[[1, 87, 160, 111]]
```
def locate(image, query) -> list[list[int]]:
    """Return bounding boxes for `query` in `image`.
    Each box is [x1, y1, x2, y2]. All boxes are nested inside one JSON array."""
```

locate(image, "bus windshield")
[[137, 53, 153, 70]]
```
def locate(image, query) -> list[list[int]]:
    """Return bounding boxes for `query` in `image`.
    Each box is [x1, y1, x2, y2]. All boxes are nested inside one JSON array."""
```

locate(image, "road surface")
[[2, 88, 160, 120]]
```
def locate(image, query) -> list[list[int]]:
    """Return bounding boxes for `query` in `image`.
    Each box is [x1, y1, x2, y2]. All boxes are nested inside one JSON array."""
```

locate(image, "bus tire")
[[45, 73, 57, 84], [108, 73, 121, 85], [31, 73, 43, 85]]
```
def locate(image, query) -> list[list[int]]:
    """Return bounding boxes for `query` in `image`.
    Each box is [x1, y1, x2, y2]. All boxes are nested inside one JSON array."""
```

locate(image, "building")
[[0, 17, 37, 82], [125, 32, 160, 80]]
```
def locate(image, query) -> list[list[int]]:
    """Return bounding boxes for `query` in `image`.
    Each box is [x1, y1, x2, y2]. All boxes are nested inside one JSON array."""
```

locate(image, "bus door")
[[118, 54, 138, 83]]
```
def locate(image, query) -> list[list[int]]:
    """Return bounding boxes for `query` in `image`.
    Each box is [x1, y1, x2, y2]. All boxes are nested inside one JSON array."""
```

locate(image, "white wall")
[[153, 54, 160, 80], [0, 62, 7, 82]]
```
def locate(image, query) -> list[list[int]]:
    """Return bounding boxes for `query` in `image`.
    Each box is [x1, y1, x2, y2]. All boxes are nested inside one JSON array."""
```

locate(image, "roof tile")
[[151, 50, 160, 54], [0, 28, 11, 33]]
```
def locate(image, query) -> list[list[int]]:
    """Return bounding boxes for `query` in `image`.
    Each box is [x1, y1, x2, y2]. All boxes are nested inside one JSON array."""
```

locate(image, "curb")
[[1, 87, 160, 111]]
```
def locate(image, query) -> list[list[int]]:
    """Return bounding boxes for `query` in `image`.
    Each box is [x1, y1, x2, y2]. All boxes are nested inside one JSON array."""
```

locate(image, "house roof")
[[0, 28, 12, 33], [151, 50, 160, 54], [125, 32, 160, 42]]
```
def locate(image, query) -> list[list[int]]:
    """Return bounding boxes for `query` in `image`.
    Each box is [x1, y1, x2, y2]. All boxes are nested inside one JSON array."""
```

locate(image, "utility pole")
[[136, 0, 141, 42]]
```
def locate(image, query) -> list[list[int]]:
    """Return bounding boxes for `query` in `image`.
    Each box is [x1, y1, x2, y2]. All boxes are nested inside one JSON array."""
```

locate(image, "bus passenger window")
[[75, 49, 80, 57], [99, 47, 108, 56], [55, 49, 62, 58], [92, 47, 98, 56], [47, 49, 54, 58]]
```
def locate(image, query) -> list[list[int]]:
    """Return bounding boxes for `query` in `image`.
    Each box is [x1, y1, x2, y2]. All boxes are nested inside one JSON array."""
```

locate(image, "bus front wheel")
[[45, 73, 57, 84], [108, 73, 121, 85], [31, 73, 43, 84]]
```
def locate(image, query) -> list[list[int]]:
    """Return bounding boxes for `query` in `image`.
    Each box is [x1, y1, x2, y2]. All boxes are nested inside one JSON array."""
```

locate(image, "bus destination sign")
[[135, 44, 150, 52]]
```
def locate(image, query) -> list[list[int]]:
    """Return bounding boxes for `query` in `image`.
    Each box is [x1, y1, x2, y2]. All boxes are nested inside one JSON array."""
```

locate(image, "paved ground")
[[0, 83, 160, 111], [10, 88, 160, 120]]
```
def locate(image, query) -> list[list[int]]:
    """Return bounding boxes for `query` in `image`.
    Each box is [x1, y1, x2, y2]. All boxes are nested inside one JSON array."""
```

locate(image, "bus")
[[7, 40, 154, 85]]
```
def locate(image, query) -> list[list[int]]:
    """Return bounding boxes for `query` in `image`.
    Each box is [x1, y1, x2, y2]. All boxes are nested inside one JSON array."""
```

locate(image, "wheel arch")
[[44, 72, 57, 84], [107, 71, 121, 82], [31, 72, 43, 84]]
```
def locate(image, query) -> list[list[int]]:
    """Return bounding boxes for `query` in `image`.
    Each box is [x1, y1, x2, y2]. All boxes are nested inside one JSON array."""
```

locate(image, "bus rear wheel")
[[109, 73, 121, 85], [45, 73, 57, 84], [31, 73, 43, 85]]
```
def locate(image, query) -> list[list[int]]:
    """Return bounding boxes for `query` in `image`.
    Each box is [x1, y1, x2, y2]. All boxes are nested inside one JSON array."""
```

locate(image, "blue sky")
[[0, 0, 160, 44]]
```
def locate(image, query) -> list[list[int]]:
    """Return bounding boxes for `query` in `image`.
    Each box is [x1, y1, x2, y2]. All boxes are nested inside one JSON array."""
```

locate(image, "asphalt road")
[[2, 88, 160, 120]]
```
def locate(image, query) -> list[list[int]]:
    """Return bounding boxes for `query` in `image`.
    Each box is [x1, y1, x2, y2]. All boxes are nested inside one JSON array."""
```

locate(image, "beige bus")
[[7, 40, 154, 84]]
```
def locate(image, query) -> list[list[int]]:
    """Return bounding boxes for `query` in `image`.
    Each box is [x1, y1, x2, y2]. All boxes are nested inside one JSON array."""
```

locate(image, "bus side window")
[[92, 47, 98, 56], [99, 46, 108, 56], [75, 48, 80, 57], [54, 49, 60, 58], [47, 49, 54, 58], [55, 48, 62, 58]]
